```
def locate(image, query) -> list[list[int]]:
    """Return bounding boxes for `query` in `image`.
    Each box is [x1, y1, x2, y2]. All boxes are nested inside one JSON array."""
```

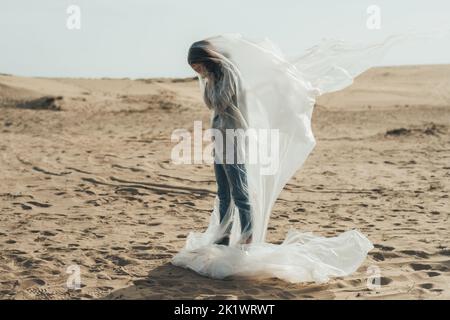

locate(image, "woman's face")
[[190, 63, 208, 78]]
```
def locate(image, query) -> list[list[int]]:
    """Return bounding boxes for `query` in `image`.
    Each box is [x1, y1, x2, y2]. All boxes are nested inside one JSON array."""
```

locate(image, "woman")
[[187, 40, 253, 246], [173, 34, 376, 283]]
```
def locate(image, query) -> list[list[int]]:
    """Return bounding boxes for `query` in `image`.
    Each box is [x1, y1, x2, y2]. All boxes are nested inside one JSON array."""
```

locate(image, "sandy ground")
[[0, 65, 449, 300]]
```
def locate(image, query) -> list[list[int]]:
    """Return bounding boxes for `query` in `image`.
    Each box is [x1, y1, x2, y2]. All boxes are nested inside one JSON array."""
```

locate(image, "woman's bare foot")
[[239, 234, 252, 245]]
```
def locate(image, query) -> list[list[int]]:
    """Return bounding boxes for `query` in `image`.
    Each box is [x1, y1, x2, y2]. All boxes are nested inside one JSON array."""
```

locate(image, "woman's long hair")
[[188, 40, 246, 128]]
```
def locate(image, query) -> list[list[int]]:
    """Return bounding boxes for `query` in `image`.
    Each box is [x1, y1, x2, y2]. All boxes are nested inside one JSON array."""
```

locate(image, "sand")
[[0, 65, 449, 300]]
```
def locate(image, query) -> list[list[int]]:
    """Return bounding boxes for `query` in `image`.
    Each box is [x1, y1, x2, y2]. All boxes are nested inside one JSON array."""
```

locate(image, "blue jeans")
[[214, 163, 252, 238]]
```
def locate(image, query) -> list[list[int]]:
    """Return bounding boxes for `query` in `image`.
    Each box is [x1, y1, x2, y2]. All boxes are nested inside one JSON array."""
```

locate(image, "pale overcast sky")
[[1, 0, 449, 78]]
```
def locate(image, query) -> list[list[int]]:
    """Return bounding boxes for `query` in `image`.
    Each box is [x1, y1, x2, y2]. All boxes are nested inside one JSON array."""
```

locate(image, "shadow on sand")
[[103, 262, 334, 299]]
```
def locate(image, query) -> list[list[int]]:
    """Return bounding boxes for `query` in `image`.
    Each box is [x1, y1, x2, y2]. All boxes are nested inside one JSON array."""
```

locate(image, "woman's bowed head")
[[187, 40, 222, 80]]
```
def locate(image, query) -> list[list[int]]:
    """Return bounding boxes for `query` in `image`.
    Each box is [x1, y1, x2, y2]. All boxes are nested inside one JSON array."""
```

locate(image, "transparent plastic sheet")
[[171, 33, 400, 283]]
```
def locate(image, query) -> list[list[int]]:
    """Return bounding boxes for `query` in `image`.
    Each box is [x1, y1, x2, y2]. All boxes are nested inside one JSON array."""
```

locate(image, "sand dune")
[[0, 65, 449, 299]]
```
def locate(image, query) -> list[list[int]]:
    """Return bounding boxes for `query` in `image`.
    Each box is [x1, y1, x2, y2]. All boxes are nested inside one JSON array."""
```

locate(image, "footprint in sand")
[[419, 283, 434, 289], [27, 201, 52, 208], [41, 231, 57, 237], [373, 244, 395, 251], [21, 278, 46, 289], [369, 252, 385, 261], [410, 263, 432, 271], [14, 203, 32, 210], [400, 250, 430, 259], [379, 277, 393, 285]]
